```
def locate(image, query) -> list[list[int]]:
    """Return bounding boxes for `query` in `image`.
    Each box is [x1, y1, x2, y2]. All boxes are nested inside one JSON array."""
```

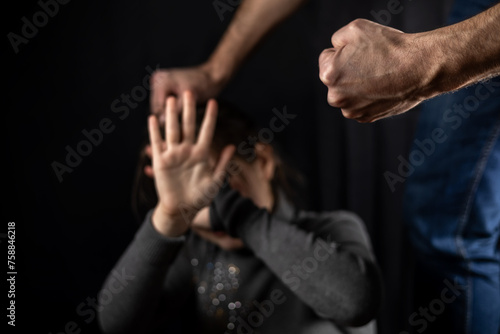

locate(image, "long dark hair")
[[131, 101, 303, 222]]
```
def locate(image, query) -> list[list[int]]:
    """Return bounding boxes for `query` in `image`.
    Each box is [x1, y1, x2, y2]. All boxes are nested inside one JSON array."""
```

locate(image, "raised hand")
[[148, 91, 235, 237]]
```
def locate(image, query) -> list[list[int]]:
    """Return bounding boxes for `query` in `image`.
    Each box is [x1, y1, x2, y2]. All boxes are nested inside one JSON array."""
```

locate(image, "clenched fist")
[[319, 19, 436, 123]]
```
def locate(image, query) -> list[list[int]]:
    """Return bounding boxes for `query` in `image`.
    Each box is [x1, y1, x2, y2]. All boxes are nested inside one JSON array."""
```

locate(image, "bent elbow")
[[338, 262, 382, 327], [315, 259, 382, 327], [96, 303, 120, 334], [343, 297, 379, 327]]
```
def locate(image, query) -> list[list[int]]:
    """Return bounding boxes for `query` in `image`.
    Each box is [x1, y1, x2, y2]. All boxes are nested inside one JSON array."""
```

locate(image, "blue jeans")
[[404, 77, 500, 333], [403, 3, 500, 333]]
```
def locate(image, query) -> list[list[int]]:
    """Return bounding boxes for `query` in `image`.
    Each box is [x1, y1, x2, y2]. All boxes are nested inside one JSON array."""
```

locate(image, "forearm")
[[417, 3, 500, 97], [98, 212, 187, 334], [206, 0, 307, 86], [211, 190, 381, 326], [240, 213, 382, 326]]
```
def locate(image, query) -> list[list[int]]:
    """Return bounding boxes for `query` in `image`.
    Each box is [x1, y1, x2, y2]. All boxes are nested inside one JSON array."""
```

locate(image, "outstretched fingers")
[[166, 96, 179, 146], [182, 91, 196, 143]]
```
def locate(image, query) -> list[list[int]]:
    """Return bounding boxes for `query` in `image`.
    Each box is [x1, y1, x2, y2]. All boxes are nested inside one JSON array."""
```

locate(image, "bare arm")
[[424, 3, 500, 94], [319, 3, 500, 123], [151, 0, 306, 116], [205, 0, 307, 87]]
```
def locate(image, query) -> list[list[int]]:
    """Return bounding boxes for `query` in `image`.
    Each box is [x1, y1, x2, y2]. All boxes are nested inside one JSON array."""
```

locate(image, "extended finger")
[[148, 115, 163, 158], [166, 96, 180, 146], [182, 91, 196, 143], [197, 99, 218, 151]]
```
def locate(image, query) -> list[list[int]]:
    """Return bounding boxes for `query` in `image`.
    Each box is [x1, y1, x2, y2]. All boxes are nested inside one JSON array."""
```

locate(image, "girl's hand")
[[148, 91, 235, 237]]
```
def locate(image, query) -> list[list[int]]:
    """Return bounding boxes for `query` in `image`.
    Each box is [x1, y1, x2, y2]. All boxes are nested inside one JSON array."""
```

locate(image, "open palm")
[[149, 91, 235, 227]]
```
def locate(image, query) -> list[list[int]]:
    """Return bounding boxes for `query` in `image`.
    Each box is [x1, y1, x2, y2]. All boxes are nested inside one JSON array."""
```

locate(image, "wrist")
[[397, 31, 448, 101], [409, 23, 481, 99], [152, 204, 190, 238], [202, 57, 233, 91]]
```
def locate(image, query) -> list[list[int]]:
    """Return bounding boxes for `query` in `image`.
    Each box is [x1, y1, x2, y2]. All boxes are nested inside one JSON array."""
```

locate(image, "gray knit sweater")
[[98, 187, 381, 334]]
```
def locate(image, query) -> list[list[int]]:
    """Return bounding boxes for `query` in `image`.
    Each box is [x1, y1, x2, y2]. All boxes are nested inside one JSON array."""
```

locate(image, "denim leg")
[[460, 118, 500, 334], [404, 78, 500, 334]]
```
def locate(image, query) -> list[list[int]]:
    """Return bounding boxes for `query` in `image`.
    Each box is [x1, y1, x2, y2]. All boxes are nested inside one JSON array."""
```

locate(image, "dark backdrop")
[[5, 0, 452, 333]]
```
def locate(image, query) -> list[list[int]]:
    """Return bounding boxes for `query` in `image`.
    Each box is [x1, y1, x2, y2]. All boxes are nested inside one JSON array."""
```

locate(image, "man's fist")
[[319, 19, 435, 123]]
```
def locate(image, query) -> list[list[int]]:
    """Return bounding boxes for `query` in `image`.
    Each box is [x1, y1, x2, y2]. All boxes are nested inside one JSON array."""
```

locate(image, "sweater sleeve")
[[210, 187, 382, 327], [98, 210, 194, 334]]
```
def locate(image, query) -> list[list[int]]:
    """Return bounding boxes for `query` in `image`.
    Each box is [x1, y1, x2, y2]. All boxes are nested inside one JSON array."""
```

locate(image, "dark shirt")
[[98, 188, 381, 334]]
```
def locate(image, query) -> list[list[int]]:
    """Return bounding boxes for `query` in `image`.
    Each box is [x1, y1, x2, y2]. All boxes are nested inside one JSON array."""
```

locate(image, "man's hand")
[[150, 0, 308, 120], [319, 19, 432, 123], [320, 4, 500, 123], [150, 64, 227, 121], [148, 91, 235, 237]]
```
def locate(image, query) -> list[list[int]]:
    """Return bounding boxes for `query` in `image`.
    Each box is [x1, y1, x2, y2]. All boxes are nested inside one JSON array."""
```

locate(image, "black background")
[[5, 0, 452, 333]]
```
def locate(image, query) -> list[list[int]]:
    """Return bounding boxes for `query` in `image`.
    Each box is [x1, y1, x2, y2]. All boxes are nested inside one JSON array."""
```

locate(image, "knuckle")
[[327, 90, 347, 108], [350, 18, 366, 29], [319, 71, 331, 86], [150, 70, 162, 81], [319, 64, 334, 85], [150, 70, 170, 88], [318, 49, 330, 61], [341, 109, 352, 118], [356, 117, 372, 124], [341, 109, 373, 123]]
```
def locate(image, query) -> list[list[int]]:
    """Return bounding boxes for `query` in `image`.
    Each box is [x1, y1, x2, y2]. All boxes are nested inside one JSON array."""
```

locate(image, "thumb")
[[330, 18, 401, 47], [330, 22, 354, 49], [318, 48, 336, 86]]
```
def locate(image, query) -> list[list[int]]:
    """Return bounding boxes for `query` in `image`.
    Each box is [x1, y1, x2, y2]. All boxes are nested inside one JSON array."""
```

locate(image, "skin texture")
[[318, 20, 429, 123], [319, 4, 500, 122]]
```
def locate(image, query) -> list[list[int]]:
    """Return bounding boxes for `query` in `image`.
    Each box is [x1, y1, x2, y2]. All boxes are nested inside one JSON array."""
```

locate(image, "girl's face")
[[190, 144, 276, 250], [226, 156, 274, 211]]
